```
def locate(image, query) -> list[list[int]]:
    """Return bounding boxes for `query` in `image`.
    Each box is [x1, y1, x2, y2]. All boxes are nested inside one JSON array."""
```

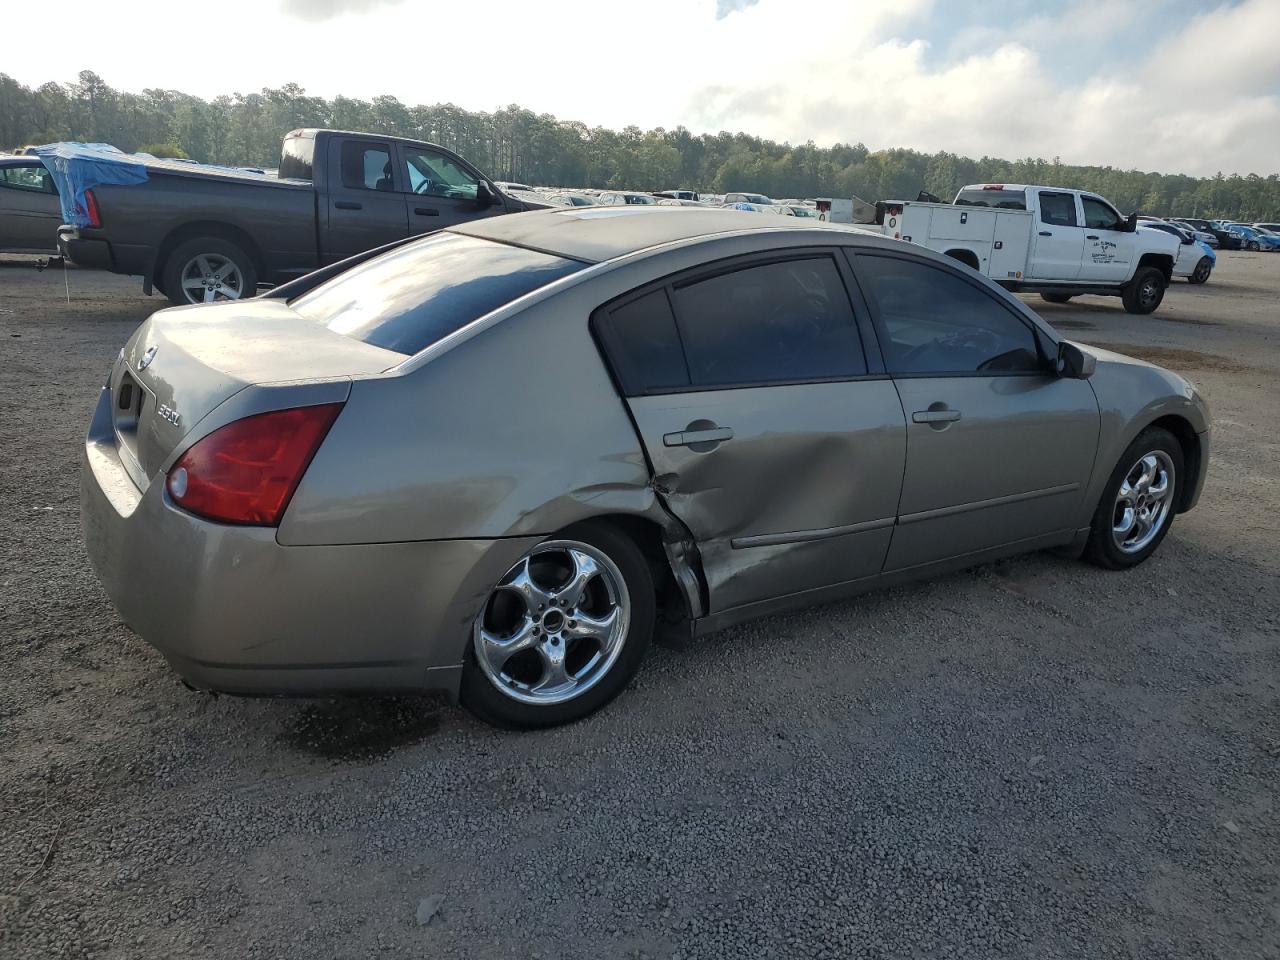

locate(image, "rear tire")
[[1122, 266, 1165, 315], [1040, 293, 1074, 304], [1188, 257, 1212, 285], [461, 521, 655, 729], [161, 237, 257, 306], [1083, 427, 1183, 570]]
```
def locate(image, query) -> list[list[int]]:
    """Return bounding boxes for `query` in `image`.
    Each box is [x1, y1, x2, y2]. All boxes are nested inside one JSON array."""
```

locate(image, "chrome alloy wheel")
[[1112, 450, 1176, 554], [473, 540, 630, 706], [180, 253, 246, 303]]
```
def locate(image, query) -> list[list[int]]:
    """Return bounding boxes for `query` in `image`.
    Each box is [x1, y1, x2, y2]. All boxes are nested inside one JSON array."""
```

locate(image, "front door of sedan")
[[0, 162, 61, 252], [849, 252, 1099, 571], [593, 253, 907, 614], [397, 144, 505, 235]]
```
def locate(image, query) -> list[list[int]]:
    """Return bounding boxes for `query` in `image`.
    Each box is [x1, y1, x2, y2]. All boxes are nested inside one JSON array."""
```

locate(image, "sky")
[[5, 0, 1279, 177]]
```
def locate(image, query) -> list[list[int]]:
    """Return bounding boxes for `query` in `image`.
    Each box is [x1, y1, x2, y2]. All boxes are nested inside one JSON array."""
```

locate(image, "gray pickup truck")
[[57, 129, 540, 304]]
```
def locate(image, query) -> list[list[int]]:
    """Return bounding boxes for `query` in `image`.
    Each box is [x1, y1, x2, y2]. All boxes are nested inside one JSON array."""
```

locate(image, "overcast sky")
[[6, 0, 1278, 177]]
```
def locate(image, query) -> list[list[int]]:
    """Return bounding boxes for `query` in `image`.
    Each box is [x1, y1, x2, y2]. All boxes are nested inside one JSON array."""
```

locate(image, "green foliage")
[[2, 72, 1276, 218], [136, 142, 189, 159]]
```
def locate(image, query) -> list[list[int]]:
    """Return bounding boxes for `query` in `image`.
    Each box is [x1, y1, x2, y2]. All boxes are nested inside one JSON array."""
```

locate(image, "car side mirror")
[[475, 181, 494, 209], [1122, 212, 1138, 233], [1057, 341, 1096, 379]]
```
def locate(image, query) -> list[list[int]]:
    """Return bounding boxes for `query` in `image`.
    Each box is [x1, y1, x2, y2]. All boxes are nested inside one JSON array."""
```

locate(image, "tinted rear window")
[[954, 188, 1027, 210], [291, 233, 583, 355], [279, 134, 315, 181]]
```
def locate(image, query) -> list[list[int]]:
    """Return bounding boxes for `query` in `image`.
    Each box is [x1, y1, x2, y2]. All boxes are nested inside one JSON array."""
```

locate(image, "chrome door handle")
[[912, 409, 961, 423], [663, 427, 733, 447]]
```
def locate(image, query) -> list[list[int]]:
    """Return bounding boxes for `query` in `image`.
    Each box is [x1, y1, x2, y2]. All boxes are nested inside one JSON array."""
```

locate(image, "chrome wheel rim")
[[180, 253, 245, 304], [1112, 451, 1176, 554], [473, 540, 630, 706]]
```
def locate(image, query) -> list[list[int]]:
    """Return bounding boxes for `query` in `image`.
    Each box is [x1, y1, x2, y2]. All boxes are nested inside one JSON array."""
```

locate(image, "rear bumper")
[[58, 226, 155, 278], [80, 387, 536, 698]]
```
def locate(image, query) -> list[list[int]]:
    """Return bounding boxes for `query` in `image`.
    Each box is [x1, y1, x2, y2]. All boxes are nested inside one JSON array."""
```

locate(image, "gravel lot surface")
[[1, 253, 1277, 959]]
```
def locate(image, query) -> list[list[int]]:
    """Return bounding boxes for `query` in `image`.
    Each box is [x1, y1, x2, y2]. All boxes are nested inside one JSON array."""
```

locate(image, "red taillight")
[[166, 403, 343, 526], [83, 189, 101, 228]]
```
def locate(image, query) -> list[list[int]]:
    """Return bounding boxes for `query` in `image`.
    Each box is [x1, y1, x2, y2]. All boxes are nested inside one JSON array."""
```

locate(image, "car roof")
[[451, 206, 887, 264]]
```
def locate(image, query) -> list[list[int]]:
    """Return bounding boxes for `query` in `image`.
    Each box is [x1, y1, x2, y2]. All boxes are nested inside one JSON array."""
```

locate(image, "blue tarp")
[[34, 142, 149, 227]]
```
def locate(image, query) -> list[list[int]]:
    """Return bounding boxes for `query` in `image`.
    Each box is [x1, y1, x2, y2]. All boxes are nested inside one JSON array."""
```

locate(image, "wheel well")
[[580, 514, 699, 624], [945, 248, 980, 271], [1137, 253, 1174, 282], [1149, 414, 1201, 512], [153, 221, 266, 288]]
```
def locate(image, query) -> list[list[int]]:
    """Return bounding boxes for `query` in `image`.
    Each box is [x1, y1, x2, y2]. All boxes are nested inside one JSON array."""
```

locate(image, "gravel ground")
[[1, 254, 1277, 959]]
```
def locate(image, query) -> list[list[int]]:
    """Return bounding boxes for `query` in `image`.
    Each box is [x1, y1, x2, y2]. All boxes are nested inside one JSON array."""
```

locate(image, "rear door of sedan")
[[847, 250, 1099, 571], [592, 249, 907, 614]]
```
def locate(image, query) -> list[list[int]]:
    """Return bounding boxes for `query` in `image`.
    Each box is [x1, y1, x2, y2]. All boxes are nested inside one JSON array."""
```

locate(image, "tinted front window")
[[671, 257, 867, 386], [1082, 197, 1122, 230], [856, 256, 1042, 375], [341, 141, 393, 191], [291, 233, 583, 355], [955, 188, 1027, 210], [1039, 192, 1077, 226], [403, 148, 479, 200]]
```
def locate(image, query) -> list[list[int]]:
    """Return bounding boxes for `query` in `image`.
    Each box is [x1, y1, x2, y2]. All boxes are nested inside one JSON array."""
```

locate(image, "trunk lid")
[[110, 299, 404, 487]]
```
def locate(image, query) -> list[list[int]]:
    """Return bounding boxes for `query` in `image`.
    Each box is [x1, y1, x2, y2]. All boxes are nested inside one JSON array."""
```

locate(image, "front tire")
[[1188, 257, 1212, 285], [1040, 293, 1074, 304], [1247, 240, 1261, 252], [461, 521, 655, 729], [1083, 427, 1183, 570], [161, 236, 257, 306], [1122, 266, 1166, 315]]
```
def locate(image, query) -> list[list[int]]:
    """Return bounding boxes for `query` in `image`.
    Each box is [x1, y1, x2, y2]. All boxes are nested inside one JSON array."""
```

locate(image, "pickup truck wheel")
[[1189, 257, 1212, 285], [162, 237, 257, 306], [1040, 293, 1074, 304], [1122, 267, 1165, 315]]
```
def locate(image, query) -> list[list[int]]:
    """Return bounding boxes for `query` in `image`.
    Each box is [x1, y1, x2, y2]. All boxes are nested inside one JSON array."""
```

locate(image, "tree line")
[[2, 71, 1277, 220]]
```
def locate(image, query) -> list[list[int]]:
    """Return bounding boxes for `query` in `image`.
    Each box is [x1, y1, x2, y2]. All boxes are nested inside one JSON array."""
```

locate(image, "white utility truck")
[[884, 184, 1181, 314]]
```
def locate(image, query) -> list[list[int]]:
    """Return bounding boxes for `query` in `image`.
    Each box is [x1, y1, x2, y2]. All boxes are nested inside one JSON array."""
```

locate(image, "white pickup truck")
[[883, 184, 1181, 314]]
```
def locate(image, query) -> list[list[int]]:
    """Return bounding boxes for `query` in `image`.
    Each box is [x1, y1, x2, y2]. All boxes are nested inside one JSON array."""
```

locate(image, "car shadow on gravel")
[[280, 696, 444, 761]]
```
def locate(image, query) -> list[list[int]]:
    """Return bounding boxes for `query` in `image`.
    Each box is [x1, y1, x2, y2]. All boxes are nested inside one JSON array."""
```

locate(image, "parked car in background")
[[723, 192, 773, 205], [1227, 224, 1280, 251], [1253, 222, 1280, 233], [48, 130, 541, 305], [1139, 220, 1215, 283], [544, 192, 596, 207], [1177, 218, 1240, 250], [1167, 220, 1218, 247], [0, 155, 61, 253], [596, 191, 658, 205], [81, 207, 1210, 728], [776, 203, 820, 218], [892, 184, 1181, 314], [654, 189, 699, 201], [494, 181, 538, 195]]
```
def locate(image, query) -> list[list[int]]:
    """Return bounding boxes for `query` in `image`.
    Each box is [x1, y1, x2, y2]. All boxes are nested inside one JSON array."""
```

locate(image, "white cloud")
[[1, 0, 1274, 176]]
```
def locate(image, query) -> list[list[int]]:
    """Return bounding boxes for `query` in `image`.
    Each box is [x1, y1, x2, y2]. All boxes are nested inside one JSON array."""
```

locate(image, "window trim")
[[591, 247, 881, 397], [844, 248, 1055, 380]]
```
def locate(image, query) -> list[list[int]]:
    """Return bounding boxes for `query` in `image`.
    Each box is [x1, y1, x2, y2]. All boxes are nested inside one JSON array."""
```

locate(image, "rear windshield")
[[291, 233, 583, 355], [279, 134, 315, 181], [954, 188, 1027, 210]]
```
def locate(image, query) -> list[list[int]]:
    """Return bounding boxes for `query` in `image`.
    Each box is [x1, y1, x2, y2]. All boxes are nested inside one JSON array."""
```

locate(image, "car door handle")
[[1086, 234, 1099, 240], [1038, 230, 1052, 236], [663, 427, 733, 447], [414, 207, 440, 216], [334, 201, 362, 210], [912, 409, 962, 423]]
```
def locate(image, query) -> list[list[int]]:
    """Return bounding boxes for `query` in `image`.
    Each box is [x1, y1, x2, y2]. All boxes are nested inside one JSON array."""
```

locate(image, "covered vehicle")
[[0, 155, 61, 253], [82, 207, 1210, 728]]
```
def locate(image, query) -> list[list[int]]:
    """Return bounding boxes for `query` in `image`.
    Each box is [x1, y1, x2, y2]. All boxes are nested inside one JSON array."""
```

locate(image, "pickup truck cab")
[[887, 184, 1180, 314], [53, 129, 537, 304]]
